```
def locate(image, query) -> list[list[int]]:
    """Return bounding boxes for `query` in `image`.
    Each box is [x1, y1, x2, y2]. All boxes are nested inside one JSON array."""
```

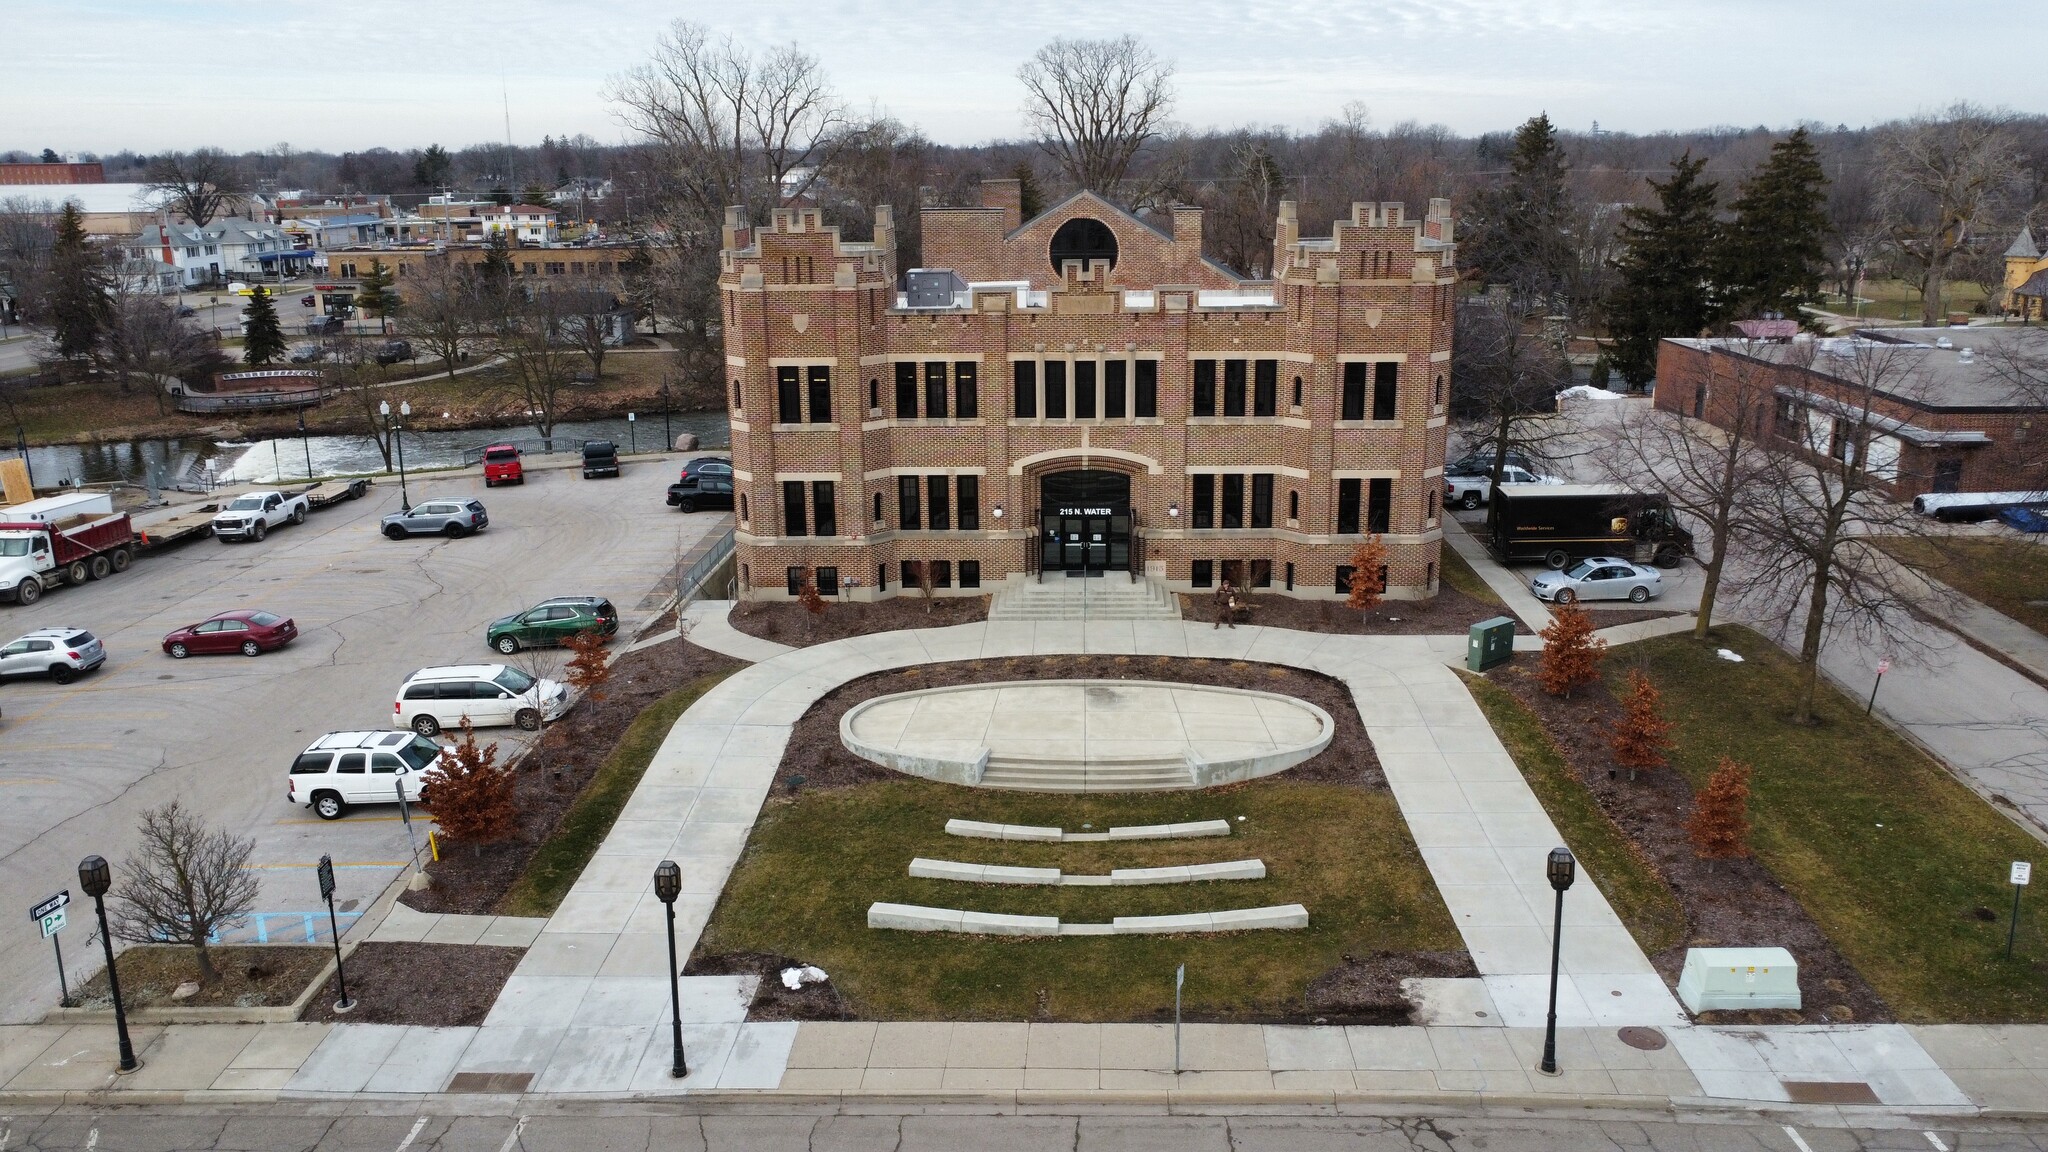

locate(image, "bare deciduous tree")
[[1017, 36, 1176, 197], [95, 282, 212, 410], [1876, 105, 2021, 326], [500, 288, 580, 442], [143, 148, 250, 226], [110, 801, 259, 985], [396, 260, 487, 379], [1450, 293, 1575, 509]]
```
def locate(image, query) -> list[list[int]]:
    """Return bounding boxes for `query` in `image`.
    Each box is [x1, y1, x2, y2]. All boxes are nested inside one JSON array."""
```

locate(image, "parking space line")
[[274, 815, 407, 825], [243, 861, 408, 869]]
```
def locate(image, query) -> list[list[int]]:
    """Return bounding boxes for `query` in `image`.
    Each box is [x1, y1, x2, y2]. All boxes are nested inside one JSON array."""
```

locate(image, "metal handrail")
[[1028, 505, 1042, 583]]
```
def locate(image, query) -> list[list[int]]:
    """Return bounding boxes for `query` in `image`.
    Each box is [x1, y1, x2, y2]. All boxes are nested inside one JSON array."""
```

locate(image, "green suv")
[[485, 596, 620, 654]]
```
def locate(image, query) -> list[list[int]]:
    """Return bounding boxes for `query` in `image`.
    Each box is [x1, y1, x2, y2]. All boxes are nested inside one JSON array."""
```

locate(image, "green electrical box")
[[1467, 616, 1517, 672]]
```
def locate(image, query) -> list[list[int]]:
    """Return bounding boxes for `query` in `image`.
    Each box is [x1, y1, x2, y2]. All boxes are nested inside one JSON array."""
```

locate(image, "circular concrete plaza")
[[840, 679, 1334, 791]]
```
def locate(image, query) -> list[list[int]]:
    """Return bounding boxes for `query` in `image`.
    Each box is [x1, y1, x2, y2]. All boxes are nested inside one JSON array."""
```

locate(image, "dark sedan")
[[163, 610, 298, 658]]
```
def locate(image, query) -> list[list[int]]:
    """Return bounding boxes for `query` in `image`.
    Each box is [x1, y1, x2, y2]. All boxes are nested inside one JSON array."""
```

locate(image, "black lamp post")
[[298, 407, 313, 482], [659, 375, 672, 452], [1539, 846, 1576, 1076], [654, 859, 688, 1079], [380, 399, 411, 512], [78, 855, 139, 1073]]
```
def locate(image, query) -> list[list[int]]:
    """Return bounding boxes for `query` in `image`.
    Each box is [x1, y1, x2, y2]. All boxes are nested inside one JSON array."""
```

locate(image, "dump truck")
[[0, 492, 141, 606], [1486, 483, 1692, 569]]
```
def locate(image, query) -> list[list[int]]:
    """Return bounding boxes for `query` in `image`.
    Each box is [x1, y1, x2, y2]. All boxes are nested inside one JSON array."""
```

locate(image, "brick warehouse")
[[722, 179, 1457, 601]]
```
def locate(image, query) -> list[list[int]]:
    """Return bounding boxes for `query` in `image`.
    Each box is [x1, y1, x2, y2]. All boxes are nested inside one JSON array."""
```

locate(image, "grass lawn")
[[1633, 627, 2048, 1022], [496, 671, 733, 917], [696, 778, 1463, 1021], [1871, 535, 2048, 639], [1459, 671, 1686, 956], [1815, 278, 1990, 320], [1440, 544, 1507, 610]]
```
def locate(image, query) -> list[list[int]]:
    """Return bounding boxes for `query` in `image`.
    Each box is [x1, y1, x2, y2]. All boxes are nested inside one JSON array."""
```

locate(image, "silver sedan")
[[1529, 556, 1663, 604]]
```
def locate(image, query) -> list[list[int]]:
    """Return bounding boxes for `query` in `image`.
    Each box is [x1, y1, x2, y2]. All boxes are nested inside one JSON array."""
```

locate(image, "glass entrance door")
[[1040, 469, 1134, 577]]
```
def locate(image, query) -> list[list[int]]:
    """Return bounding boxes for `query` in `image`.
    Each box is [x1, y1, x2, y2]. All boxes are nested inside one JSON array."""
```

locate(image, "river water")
[[20, 412, 732, 490]]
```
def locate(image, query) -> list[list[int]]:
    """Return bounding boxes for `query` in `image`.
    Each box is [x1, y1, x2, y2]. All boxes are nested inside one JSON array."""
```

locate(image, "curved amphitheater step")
[[987, 575, 1181, 620], [979, 754, 1193, 791]]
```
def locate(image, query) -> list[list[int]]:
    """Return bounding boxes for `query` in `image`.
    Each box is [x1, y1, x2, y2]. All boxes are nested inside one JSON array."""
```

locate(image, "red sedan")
[[162, 610, 298, 658]]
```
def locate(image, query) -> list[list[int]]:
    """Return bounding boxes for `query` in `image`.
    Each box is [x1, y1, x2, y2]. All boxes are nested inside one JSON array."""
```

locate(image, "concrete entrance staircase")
[[987, 574, 1181, 621], [979, 752, 1195, 792]]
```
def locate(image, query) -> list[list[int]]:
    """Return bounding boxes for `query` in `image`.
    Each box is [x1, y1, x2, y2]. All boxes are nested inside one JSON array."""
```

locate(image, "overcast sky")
[[7, 0, 2040, 156]]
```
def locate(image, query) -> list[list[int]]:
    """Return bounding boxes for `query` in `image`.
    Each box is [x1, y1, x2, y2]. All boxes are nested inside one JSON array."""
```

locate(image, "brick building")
[[723, 181, 1458, 601], [0, 161, 104, 184], [1655, 327, 2048, 499]]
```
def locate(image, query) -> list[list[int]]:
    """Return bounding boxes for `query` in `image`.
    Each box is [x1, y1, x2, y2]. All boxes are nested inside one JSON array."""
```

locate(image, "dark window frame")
[[1223, 359, 1247, 416], [777, 366, 802, 424], [1251, 474, 1273, 528], [927, 475, 951, 530], [1221, 473, 1245, 529], [1367, 477, 1392, 533], [782, 480, 807, 537], [1336, 478, 1362, 535], [955, 361, 977, 418], [1253, 359, 1277, 416], [960, 559, 981, 588], [1013, 360, 1037, 418], [1073, 360, 1097, 419], [812, 480, 836, 538], [1191, 559, 1213, 588], [807, 364, 832, 423], [1104, 360, 1127, 418], [1191, 474, 1215, 529], [895, 362, 917, 418], [1341, 362, 1367, 421], [1135, 359, 1158, 417], [925, 361, 949, 419], [1372, 361, 1398, 421], [1043, 360, 1068, 418], [957, 474, 979, 531], [1193, 360, 1216, 417], [897, 475, 921, 530]]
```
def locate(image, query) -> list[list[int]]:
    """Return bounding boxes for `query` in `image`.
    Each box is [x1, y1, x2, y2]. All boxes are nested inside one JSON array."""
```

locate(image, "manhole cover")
[[1617, 1026, 1668, 1051], [1783, 1080, 1880, 1104]]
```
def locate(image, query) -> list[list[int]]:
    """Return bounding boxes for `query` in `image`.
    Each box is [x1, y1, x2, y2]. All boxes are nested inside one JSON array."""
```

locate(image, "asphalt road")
[[0, 459, 717, 1022], [0, 1105, 2042, 1152]]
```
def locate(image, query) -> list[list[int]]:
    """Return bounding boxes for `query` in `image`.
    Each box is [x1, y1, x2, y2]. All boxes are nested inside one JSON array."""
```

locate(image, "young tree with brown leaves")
[[562, 630, 612, 702], [1686, 757, 1754, 871], [797, 565, 828, 631], [1609, 668, 1673, 781], [420, 722, 519, 857], [1344, 535, 1388, 614], [1538, 604, 1606, 698]]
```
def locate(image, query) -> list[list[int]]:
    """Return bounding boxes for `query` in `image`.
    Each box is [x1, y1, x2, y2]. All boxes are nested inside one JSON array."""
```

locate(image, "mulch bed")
[[400, 636, 745, 915], [727, 595, 990, 647], [299, 942, 524, 1026], [1300, 951, 1481, 1025], [1484, 661, 1893, 1025], [1178, 586, 1531, 636], [771, 654, 1386, 797], [683, 951, 856, 1021], [74, 945, 330, 1010]]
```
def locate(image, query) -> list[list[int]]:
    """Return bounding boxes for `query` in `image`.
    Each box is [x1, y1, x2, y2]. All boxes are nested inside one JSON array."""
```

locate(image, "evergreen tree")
[[1013, 162, 1045, 220], [1720, 128, 1831, 321], [240, 286, 286, 366], [521, 182, 551, 207], [355, 259, 400, 334], [45, 202, 109, 361], [1606, 152, 1724, 388], [489, 186, 513, 207], [477, 232, 515, 294], [412, 144, 452, 189], [1464, 113, 1577, 314]]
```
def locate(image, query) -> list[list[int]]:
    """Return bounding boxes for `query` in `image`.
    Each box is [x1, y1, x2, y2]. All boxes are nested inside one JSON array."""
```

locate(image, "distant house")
[[480, 204, 559, 244], [127, 222, 222, 286], [2006, 227, 2047, 321]]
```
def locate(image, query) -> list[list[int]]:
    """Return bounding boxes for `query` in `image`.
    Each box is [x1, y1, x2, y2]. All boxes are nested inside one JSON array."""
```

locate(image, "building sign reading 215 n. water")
[[1056, 507, 1114, 517]]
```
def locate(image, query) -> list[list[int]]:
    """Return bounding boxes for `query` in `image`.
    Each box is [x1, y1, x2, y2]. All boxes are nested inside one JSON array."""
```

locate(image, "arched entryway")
[[1038, 468, 1132, 576]]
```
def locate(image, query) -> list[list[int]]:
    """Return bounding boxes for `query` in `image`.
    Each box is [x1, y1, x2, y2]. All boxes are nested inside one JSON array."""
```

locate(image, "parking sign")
[[30, 891, 69, 939], [2016, 862, 2033, 887]]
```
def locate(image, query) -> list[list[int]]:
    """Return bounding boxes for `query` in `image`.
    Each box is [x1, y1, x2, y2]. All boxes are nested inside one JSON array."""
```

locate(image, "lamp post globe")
[[654, 860, 688, 1078], [1548, 847, 1577, 892], [77, 854, 138, 1072], [79, 854, 111, 898], [1539, 846, 1576, 1076]]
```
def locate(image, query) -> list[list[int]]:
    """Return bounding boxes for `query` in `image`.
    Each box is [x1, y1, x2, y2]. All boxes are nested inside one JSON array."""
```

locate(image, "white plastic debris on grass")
[[781, 965, 829, 990], [1557, 385, 1623, 401], [1716, 648, 1745, 662]]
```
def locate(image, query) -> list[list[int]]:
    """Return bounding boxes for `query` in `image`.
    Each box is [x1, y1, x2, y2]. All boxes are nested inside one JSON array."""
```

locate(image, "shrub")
[[422, 721, 519, 856], [1344, 535, 1389, 614], [1686, 757, 1753, 870], [1609, 667, 1673, 780], [1538, 603, 1606, 697]]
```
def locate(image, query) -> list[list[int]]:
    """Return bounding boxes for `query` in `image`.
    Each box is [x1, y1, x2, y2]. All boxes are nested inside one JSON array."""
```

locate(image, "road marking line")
[[86, 1128, 96, 1152], [394, 1116, 428, 1151], [496, 1115, 527, 1152], [275, 815, 406, 825], [1782, 1127, 1813, 1152], [243, 861, 408, 869], [1925, 1134, 1949, 1152]]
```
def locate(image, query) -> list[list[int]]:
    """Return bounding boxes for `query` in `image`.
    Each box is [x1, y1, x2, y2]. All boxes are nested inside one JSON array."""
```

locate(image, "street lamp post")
[[77, 855, 139, 1073], [659, 376, 672, 451], [299, 407, 313, 482], [654, 860, 688, 1079], [380, 399, 411, 512], [1539, 846, 1576, 1076]]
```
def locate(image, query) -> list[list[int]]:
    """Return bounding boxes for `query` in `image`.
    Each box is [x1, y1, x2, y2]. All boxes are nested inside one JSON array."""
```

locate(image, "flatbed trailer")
[[135, 477, 372, 548]]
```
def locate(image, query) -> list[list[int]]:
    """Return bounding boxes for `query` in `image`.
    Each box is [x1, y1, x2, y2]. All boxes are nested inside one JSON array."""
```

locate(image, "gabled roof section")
[[1014, 189, 1172, 244], [2008, 227, 2041, 260]]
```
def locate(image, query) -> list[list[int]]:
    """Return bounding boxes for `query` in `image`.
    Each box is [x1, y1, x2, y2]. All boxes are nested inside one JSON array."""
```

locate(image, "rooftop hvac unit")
[[903, 268, 965, 308]]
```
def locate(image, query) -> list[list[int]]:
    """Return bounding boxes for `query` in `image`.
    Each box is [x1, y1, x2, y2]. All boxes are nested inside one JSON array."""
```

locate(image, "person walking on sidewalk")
[[1214, 578, 1238, 629]]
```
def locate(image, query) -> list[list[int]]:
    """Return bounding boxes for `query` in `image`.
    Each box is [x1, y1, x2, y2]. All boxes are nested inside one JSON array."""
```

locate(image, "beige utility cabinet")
[[1677, 947, 1801, 1012]]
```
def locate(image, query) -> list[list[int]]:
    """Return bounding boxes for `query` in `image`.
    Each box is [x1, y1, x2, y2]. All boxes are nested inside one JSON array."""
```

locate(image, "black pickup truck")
[[580, 440, 621, 479]]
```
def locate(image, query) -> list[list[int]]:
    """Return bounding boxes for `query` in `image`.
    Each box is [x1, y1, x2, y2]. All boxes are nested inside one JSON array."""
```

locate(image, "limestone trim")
[[1008, 446, 1163, 476]]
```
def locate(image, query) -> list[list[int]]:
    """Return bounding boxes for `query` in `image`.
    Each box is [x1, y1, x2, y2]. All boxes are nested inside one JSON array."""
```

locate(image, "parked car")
[[381, 498, 488, 539], [306, 316, 342, 336], [287, 730, 443, 820], [162, 609, 297, 658], [1529, 556, 1665, 604], [0, 627, 106, 684], [394, 663, 569, 736], [373, 339, 413, 365], [486, 596, 618, 654], [678, 457, 732, 483], [212, 489, 309, 542], [174, 304, 196, 318], [1443, 466, 1562, 510], [287, 343, 326, 364], [667, 474, 735, 513], [299, 294, 316, 308], [481, 444, 524, 487], [1446, 449, 1534, 478], [581, 440, 620, 479]]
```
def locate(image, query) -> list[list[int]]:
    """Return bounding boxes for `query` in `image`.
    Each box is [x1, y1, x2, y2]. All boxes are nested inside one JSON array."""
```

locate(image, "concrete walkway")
[[681, 599, 796, 662], [1441, 517, 1553, 633], [366, 903, 546, 948]]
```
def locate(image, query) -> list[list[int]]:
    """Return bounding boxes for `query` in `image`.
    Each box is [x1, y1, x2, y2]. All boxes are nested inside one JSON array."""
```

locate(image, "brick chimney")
[[980, 179, 1023, 231], [1171, 204, 1204, 251]]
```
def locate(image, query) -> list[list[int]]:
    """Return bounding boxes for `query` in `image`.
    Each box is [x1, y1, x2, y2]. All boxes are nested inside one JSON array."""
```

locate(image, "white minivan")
[[288, 730, 443, 820], [394, 663, 568, 736]]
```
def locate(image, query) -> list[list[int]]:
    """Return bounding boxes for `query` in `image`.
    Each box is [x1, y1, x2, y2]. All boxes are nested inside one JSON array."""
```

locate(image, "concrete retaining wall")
[[909, 858, 1266, 886], [868, 901, 1308, 937]]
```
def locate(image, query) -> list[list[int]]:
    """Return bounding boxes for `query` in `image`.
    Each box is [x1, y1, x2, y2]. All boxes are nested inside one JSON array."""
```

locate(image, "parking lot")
[[0, 455, 724, 1022]]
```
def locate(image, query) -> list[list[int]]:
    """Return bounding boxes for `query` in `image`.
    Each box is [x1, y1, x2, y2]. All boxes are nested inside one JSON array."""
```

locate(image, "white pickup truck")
[[212, 490, 309, 543], [1443, 465, 1562, 509]]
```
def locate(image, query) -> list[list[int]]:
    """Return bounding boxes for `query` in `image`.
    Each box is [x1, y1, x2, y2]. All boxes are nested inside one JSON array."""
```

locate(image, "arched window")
[[872, 491, 884, 522], [739, 494, 749, 521], [1291, 376, 1302, 407], [869, 379, 880, 410], [731, 379, 741, 409], [1048, 217, 1117, 273], [1427, 489, 1437, 517], [1288, 490, 1299, 519], [1433, 374, 1443, 406]]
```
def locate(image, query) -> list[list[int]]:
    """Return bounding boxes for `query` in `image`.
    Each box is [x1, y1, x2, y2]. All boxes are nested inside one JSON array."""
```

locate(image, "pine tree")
[[354, 258, 400, 334], [1606, 152, 1725, 388], [45, 201, 109, 361], [1464, 113, 1577, 312], [412, 144, 452, 189], [1609, 668, 1673, 781], [1686, 757, 1753, 871], [521, 183, 550, 208], [1344, 535, 1389, 614], [489, 186, 513, 207], [240, 285, 286, 366], [420, 721, 519, 857], [1721, 128, 1832, 321], [1538, 604, 1606, 698], [477, 232, 514, 293], [1014, 162, 1044, 221]]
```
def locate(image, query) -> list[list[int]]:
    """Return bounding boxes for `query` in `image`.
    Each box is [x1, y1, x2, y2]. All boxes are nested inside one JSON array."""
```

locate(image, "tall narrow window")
[[957, 475, 979, 530], [1291, 375, 1302, 408], [1104, 360, 1127, 418], [1191, 560, 1213, 588], [927, 475, 951, 530], [1336, 478, 1362, 535], [868, 379, 879, 411], [1251, 474, 1273, 528], [1043, 360, 1067, 418], [925, 361, 948, 419], [782, 480, 807, 537], [1433, 374, 1444, 407], [811, 481, 836, 537], [1372, 361, 1398, 420], [786, 567, 805, 596], [897, 475, 921, 530], [1288, 490, 1299, 520], [1223, 359, 1246, 416], [1074, 361, 1097, 418], [807, 365, 832, 422], [817, 566, 839, 596], [1013, 360, 1037, 418], [1341, 363, 1367, 421], [1367, 478, 1392, 533], [1253, 360, 1277, 416], [872, 491, 883, 523], [777, 366, 802, 424], [955, 361, 977, 418], [1135, 359, 1158, 417], [960, 560, 981, 588], [1221, 473, 1245, 528], [1192, 474, 1215, 529], [1193, 360, 1216, 417], [931, 560, 952, 588], [895, 362, 917, 418]]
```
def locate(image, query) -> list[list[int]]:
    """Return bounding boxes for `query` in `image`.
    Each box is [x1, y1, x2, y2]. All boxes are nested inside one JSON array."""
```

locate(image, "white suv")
[[288, 730, 444, 820], [0, 628, 107, 684], [394, 663, 568, 736]]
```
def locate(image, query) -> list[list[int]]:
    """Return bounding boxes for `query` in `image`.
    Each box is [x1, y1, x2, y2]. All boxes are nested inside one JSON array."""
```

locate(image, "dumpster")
[[1467, 616, 1516, 672]]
